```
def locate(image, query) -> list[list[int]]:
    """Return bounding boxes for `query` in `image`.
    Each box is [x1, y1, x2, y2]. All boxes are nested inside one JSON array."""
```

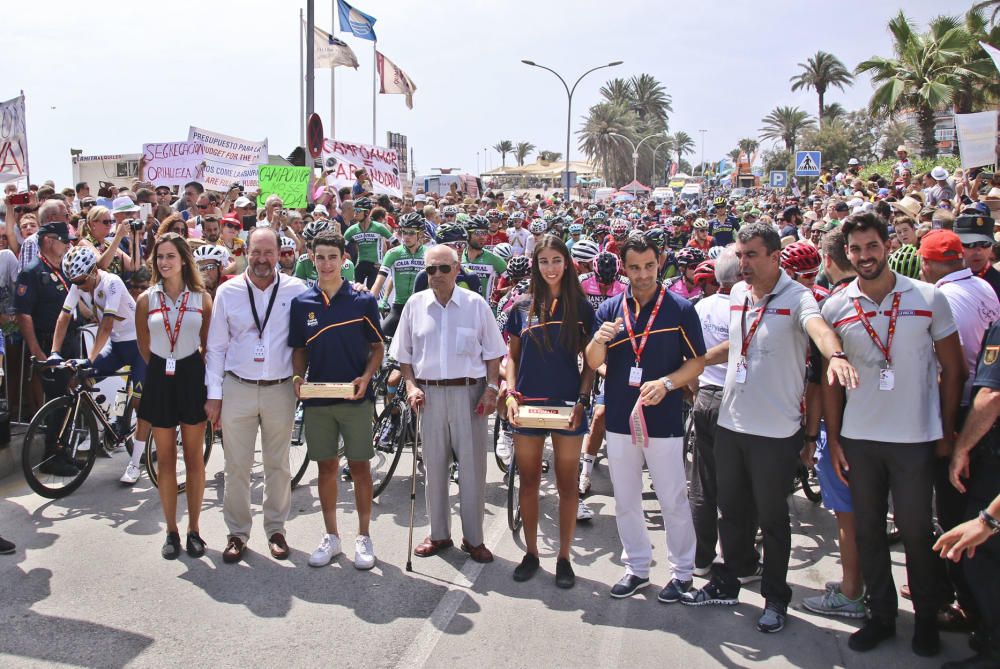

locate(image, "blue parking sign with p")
[[770, 171, 787, 188]]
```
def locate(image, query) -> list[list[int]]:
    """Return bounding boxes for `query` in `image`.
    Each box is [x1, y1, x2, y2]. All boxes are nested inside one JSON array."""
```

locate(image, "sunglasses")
[[962, 241, 992, 249], [197, 204, 209, 210], [280, 250, 296, 257], [198, 263, 220, 271], [71, 274, 91, 286], [223, 223, 241, 230], [156, 190, 171, 196], [795, 270, 820, 279], [425, 264, 454, 275]]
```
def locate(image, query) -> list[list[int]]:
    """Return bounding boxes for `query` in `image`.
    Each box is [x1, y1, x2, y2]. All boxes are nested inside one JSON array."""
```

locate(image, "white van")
[[651, 187, 674, 202]]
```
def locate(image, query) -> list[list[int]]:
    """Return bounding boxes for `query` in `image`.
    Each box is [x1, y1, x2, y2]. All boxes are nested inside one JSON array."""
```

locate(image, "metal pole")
[[299, 11, 305, 146], [19, 90, 30, 186], [306, 0, 315, 118], [699, 129, 707, 178], [372, 42, 377, 145], [330, 1, 336, 139]]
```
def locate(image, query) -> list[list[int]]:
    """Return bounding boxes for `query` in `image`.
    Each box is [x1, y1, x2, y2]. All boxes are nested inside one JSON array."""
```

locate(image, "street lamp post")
[[698, 129, 707, 178], [609, 132, 665, 186], [651, 140, 672, 187], [522, 59, 623, 201]]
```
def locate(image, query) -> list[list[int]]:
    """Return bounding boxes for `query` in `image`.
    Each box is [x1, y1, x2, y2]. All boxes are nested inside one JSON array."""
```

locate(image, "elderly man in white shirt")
[[391, 244, 507, 563], [205, 227, 308, 564]]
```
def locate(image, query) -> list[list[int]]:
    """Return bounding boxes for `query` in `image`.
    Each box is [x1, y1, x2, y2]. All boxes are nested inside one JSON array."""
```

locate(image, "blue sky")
[[3, 0, 959, 187]]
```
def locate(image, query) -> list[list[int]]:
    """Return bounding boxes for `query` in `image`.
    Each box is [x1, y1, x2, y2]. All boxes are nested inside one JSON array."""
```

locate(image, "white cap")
[[312, 204, 329, 215], [111, 195, 139, 213], [931, 166, 949, 181], [233, 196, 253, 208]]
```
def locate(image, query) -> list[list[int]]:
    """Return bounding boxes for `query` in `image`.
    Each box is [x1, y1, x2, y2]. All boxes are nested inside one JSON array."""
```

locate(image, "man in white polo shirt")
[[682, 223, 858, 636], [822, 213, 966, 658]]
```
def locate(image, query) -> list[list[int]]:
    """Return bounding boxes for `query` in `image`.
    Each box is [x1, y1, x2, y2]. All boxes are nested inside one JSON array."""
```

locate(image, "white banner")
[[0, 95, 28, 184], [954, 111, 998, 170], [321, 139, 401, 197], [187, 126, 268, 191], [141, 141, 205, 186]]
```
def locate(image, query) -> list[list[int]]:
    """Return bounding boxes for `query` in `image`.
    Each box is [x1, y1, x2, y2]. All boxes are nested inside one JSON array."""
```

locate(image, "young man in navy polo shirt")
[[585, 235, 707, 604], [289, 231, 385, 570]]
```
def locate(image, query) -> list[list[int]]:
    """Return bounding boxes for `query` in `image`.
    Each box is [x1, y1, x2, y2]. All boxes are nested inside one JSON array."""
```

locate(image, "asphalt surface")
[[0, 434, 975, 668]]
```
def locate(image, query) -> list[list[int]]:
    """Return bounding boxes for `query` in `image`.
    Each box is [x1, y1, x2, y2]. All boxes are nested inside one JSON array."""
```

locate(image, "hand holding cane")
[[405, 407, 422, 572]]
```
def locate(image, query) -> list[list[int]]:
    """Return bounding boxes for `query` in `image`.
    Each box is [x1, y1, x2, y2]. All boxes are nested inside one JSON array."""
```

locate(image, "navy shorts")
[[93, 339, 147, 396], [814, 429, 853, 513]]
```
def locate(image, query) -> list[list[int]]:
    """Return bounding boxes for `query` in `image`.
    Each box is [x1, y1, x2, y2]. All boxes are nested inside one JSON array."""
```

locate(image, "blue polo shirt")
[[504, 296, 594, 404], [594, 286, 705, 437], [287, 282, 384, 407]]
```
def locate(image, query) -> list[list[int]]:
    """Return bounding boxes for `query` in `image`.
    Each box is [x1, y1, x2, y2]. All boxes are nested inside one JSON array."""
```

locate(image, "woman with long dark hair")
[[135, 234, 212, 559], [503, 234, 595, 588]]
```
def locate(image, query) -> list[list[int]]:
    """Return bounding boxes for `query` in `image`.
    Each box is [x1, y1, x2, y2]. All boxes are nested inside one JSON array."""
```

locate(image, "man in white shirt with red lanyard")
[[205, 227, 308, 564], [822, 213, 965, 658]]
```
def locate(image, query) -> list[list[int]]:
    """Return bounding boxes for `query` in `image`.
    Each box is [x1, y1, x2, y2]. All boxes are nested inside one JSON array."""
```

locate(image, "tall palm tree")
[[949, 7, 1000, 114], [493, 140, 513, 168], [759, 106, 816, 155], [856, 11, 973, 156], [514, 141, 536, 167], [790, 51, 854, 123], [578, 102, 637, 185], [629, 74, 672, 127], [672, 131, 695, 167], [736, 138, 759, 174], [599, 78, 633, 106]]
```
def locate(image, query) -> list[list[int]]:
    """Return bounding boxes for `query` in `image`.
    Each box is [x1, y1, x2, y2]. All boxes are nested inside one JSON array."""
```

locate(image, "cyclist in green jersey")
[[370, 212, 426, 337], [343, 197, 392, 288], [462, 215, 508, 306], [295, 220, 356, 287]]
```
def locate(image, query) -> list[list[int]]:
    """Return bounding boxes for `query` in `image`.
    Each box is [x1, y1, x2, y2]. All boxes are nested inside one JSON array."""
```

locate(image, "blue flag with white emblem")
[[337, 0, 377, 41]]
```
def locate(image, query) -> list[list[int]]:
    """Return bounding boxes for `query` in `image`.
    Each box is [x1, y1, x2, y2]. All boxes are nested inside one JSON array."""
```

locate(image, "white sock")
[[130, 440, 145, 468], [581, 454, 595, 477]]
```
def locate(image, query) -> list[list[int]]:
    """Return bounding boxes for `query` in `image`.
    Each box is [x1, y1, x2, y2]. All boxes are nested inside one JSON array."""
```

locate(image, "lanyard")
[[852, 292, 900, 367], [245, 276, 280, 340], [622, 286, 666, 366], [39, 255, 69, 292], [159, 291, 190, 356], [740, 295, 772, 357]]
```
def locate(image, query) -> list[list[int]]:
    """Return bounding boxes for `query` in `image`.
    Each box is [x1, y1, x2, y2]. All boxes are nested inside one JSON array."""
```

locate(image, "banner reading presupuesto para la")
[[188, 126, 268, 191], [321, 139, 401, 197]]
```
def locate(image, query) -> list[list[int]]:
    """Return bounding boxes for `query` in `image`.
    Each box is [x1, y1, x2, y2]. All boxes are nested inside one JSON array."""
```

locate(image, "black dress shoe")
[[848, 619, 895, 652], [555, 558, 575, 589], [513, 553, 540, 582], [186, 532, 206, 558], [161, 532, 181, 560], [610, 573, 650, 599]]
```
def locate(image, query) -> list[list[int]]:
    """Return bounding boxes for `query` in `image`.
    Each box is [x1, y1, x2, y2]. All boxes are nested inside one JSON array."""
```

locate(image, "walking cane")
[[405, 407, 422, 572]]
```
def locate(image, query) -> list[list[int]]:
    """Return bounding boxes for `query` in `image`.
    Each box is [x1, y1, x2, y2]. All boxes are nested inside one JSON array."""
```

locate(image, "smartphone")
[[139, 203, 152, 219], [242, 214, 257, 231], [8, 192, 30, 206]]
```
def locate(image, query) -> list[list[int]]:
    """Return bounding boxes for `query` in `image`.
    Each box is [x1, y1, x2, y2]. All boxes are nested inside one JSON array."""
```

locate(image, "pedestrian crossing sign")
[[795, 151, 821, 177]]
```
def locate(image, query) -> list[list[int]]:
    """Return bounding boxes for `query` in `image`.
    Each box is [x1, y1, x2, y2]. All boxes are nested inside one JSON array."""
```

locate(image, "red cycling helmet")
[[692, 259, 718, 286], [780, 241, 821, 275]]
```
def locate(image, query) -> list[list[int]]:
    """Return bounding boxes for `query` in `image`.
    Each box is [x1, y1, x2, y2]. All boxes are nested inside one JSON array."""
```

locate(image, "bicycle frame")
[[55, 379, 136, 451]]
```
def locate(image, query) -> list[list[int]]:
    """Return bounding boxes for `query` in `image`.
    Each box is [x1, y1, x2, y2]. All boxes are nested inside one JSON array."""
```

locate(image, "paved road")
[[0, 438, 972, 668]]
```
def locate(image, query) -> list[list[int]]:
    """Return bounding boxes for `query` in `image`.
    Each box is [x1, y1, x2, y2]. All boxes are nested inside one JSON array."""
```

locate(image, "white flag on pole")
[[308, 22, 359, 69], [375, 51, 417, 109], [0, 95, 28, 184]]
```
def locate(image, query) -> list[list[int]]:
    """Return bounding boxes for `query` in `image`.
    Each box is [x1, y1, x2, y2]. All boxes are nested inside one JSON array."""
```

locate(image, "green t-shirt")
[[378, 244, 426, 305], [293, 254, 354, 287], [461, 248, 508, 301], [344, 221, 393, 264]]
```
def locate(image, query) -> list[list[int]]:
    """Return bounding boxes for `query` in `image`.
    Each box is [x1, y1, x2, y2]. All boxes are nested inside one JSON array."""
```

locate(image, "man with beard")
[[462, 216, 508, 306], [205, 227, 308, 564]]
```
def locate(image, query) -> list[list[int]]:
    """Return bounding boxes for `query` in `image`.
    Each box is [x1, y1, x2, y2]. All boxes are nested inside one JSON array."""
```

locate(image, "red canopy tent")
[[619, 179, 651, 194]]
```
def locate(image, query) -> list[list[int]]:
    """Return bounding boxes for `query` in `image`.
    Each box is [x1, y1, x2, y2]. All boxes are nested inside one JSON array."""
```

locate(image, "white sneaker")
[[577, 498, 594, 521], [495, 432, 512, 463], [119, 463, 141, 485], [354, 535, 376, 570], [578, 472, 592, 496], [308, 533, 342, 567]]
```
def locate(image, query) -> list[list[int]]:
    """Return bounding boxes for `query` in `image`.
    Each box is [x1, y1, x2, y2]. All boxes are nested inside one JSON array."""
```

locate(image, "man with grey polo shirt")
[[822, 213, 966, 657], [682, 223, 858, 636]]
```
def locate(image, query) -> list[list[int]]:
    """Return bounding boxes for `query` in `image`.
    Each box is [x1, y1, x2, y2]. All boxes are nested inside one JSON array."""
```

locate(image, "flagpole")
[[372, 42, 377, 145], [20, 90, 30, 186], [299, 9, 305, 146], [306, 0, 315, 119], [330, 0, 336, 139]]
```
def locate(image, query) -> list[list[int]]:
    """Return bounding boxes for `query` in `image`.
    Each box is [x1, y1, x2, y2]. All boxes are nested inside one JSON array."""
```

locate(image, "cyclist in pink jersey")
[[666, 247, 705, 301]]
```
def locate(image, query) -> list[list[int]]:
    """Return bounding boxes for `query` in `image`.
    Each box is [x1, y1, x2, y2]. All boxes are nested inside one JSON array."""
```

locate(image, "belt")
[[227, 371, 292, 387], [699, 384, 724, 392], [416, 377, 483, 387]]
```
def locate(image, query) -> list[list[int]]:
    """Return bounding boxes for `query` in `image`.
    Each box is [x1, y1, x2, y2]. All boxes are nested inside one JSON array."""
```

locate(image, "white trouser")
[[606, 432, 696, 581]]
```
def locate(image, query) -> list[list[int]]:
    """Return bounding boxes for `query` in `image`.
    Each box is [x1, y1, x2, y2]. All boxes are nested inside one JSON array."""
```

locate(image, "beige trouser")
[[221, 374, 297, 541], [419, 381, 489, 546]]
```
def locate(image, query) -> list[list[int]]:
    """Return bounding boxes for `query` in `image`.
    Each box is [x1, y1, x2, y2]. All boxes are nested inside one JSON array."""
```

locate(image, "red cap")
[[221, 215, 240, 226], [917, 229, 963, 262]]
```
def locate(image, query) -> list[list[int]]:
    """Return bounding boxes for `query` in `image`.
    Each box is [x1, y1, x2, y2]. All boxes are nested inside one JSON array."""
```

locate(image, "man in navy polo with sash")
[[289, 231, 385, 570], [586, 234, 707, 604]]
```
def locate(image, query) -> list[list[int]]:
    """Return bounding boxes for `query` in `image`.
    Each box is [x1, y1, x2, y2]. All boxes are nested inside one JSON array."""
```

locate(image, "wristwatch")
[[661, 377, 676, 393], [486, 382, 500, 393], [979, 509, 1000, 535], [576, 393, 592, 409], [831, 351, 848, 360]]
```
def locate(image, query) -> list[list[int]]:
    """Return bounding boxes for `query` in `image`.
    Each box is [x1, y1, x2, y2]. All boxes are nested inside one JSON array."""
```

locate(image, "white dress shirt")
[[390, 286, 506, 380], [205, 270, 307, 400]]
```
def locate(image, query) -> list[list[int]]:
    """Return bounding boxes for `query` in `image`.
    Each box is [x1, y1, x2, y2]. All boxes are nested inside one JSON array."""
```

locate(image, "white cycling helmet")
[[528, 219, 546, 234], [280, 236, 297, 252], [302, 219, 331, 241], [61, 245, 98, 281], [707, 245, 724, 260], [493, 242, 513, 260], [570, 238, 601, 263], [193, 243, 229, 265]]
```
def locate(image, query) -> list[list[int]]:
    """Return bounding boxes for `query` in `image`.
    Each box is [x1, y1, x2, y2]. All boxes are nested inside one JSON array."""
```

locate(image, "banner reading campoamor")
[[321, 139, 401, 197]]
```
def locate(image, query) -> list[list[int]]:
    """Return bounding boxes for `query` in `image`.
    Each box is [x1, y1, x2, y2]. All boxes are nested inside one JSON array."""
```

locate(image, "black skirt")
[[138, 353, 208, 428]]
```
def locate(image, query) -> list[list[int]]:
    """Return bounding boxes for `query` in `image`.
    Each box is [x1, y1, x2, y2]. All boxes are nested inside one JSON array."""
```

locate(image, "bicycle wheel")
[[372, 404, 408, 499], [22, 395, 99, 499], [145, 424, 214, 494], [506, 457, 522, 533], [798, 464, 823, 504], [493, 412, 511, 474], [290, 403, 310, 488], [112, 400, 137, 457]]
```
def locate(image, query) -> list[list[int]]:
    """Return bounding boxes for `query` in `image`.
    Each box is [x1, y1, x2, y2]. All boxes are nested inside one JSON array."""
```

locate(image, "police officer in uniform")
[[14, 221, 80, 476]]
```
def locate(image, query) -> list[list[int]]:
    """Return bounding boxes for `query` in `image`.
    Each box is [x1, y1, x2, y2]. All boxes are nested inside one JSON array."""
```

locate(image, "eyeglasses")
[[223, 223, 241, 230], [962, 241, 992, 249], [425, 264, 454, 275], [198, 263, 220, 272], [280, 250, 296, 257], [197, 204, 209, 210]]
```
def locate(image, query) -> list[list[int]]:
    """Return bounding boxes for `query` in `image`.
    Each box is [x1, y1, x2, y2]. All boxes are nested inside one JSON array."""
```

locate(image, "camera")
[[230, 182, 243, 193], [126, 218, 145, 231]]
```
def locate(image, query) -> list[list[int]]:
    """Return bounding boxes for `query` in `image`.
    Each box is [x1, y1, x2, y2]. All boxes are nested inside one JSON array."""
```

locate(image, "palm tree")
[[759, 106, 816, 155], [578, 102, 637, 185], [790, 51, 854, 124], [514, 141, 536, 167], [881, 119, 919, 158], [949, 7, 1000, 114], [599, 78, 633, 106], [821, 103, 848, 124], [736, 138, 759, 174], [856, 11, 973, 156], [672, 131, 695, 167], [629, 74, 672, 126], [493, 140, 513, 168], [538, 150, 563, 162]]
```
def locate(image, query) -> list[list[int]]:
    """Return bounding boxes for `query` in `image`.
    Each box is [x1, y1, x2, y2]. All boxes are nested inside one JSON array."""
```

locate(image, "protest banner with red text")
[[321, 139, 401, 197], [141, 141, 204, 186]]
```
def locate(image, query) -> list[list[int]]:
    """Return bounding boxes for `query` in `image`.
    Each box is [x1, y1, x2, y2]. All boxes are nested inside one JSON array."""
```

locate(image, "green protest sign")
[[256, 165, 311, 208]]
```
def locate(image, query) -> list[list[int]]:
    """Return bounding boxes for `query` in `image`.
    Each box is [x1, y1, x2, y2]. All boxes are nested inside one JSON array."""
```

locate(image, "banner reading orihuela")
[[0, 95, 28, 184], [188, 126, 268, 191], [257, 165, 312, 209], [141, 141, 205, 186], [321, 139, 401, 197]]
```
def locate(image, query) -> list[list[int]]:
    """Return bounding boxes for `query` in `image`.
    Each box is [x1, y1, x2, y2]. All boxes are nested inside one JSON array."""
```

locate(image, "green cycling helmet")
[[888, 244, 921, 279]]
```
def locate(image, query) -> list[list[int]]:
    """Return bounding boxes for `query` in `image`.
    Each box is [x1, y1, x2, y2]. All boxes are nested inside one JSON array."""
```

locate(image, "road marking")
[[396, 513, 510, 668]]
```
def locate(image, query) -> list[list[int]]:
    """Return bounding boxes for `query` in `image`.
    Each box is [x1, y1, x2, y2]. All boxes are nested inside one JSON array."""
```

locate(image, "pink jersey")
[[579, 272, 628, 311], [666, 276, 702, 301]]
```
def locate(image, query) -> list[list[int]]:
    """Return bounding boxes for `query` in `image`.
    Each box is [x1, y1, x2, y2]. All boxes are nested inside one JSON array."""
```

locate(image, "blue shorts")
[[511, 401, 589, 438], [93, 339, 147, 397], [814, 432, 853, 513]]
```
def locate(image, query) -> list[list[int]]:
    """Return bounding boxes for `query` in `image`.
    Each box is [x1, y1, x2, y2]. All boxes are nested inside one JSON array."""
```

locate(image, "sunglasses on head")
[[425, 264, 454, 275]]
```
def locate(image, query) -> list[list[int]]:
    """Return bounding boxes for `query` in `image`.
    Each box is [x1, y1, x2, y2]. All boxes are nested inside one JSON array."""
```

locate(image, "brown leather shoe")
[[461, 539, 493, 563], [222, 536, 246, 564], [268, 533, 290, 560], [937, 603, 977, 632], [900, 584, 912, 600], [413, 536, 453, 557]]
